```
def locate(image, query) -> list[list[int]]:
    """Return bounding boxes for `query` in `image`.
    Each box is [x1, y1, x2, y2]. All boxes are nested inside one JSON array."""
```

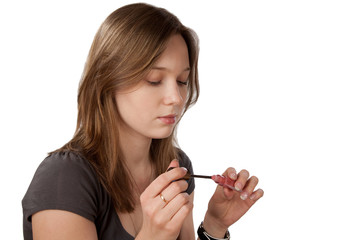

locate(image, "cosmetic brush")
[[167, 167, 240, 192]]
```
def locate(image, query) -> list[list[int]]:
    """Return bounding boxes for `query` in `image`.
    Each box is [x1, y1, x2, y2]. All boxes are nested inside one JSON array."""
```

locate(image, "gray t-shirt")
[[22, 150, 195, 240]]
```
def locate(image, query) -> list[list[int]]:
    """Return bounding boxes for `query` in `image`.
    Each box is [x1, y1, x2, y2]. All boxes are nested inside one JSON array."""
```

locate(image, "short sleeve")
[[177, 149, 195, 195], [22, 151, 101, 239]]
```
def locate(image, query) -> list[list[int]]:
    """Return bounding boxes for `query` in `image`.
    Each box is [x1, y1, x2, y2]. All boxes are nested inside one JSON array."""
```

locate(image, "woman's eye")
[[177, 80, 188, 86], [147, 80, 161, 86]]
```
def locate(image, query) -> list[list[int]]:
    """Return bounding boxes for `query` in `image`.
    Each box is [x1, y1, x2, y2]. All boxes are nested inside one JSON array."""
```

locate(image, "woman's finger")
[[220, 167, 238, 199], [223, 167, 237, 180], [142, 164, 187, 199], [235, 169, 249, 192], [167, 159, 180, 170], [249, 188, 264, 201], [240, 176, 259, 200], [162, 192, 191, 218], [159, 179, 188, 205], [168, 197, 193, 232], [147, 192, 191, 231]]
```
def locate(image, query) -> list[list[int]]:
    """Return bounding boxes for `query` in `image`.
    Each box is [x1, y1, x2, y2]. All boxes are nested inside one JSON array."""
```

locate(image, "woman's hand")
[[136, 160, 193, 240], [203, 168, 264, 238]]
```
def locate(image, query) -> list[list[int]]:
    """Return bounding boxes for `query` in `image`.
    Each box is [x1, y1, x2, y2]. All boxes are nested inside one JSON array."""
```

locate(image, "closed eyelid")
[[145, 69, 189, 86], [177, 80, 188, 86], [146, 80, 161, 85]]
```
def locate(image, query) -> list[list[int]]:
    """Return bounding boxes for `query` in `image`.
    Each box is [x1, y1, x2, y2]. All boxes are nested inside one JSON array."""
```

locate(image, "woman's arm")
[[32, 209, 98, 240], [178, 192, 195, 240]]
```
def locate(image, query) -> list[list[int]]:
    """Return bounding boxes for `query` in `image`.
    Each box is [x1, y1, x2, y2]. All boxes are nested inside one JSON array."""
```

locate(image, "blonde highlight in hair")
[[55, 3, 199, 212]]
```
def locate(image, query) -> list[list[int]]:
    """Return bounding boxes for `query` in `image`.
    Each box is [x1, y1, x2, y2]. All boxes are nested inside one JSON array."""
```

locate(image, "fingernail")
[[230, 173, 237, 180], [181, 167, 188, 172], [235, 183, 242, 191], [250, 194, 255, 200], [240, 192, 248, 200]]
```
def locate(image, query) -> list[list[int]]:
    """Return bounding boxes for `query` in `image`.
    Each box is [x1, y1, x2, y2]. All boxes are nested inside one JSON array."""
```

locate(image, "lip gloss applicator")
[[185, 173, 241, 192], [167, 167, 241, 192]]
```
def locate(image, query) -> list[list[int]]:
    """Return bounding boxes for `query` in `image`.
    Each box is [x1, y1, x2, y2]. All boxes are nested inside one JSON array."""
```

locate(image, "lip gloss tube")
[[210, 174, 239, 192]]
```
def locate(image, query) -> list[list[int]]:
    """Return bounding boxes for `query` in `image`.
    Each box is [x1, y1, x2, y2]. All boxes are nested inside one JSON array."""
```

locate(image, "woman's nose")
[[163, 82, 184, 106]]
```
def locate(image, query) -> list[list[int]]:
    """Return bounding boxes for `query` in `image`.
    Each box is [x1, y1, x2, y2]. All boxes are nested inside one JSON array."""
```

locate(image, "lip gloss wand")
[[167, 167, 240, 192], [183, 173, 241, 192]]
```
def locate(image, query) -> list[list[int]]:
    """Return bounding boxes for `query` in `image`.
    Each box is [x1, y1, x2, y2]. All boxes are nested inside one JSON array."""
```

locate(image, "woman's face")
[[115, 34, 190, 140]]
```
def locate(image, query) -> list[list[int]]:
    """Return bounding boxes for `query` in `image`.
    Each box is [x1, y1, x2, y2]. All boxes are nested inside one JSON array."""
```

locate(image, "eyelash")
[[147, 81, 161, 86], [178, 80, 188, 86], [147, 80, 188, 86]]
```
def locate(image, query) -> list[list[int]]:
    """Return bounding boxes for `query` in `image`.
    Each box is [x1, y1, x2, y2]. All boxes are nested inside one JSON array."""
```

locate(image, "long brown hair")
[[56, 3, 199, 213]]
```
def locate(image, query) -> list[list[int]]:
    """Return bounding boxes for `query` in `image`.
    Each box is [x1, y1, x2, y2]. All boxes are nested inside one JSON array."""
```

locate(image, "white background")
[[1, 0, 359, 239]]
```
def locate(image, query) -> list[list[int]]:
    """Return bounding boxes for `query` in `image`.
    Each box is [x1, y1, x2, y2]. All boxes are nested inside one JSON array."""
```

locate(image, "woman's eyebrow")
[[152, 66, 190, 72]]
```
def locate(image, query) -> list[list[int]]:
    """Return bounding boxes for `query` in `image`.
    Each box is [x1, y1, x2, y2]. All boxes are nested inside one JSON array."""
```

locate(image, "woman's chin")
[[149, 129, 174, 139]]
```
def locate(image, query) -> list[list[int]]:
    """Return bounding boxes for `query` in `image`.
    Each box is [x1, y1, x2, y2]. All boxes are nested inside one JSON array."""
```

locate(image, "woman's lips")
[[158, 115, 177, 124]]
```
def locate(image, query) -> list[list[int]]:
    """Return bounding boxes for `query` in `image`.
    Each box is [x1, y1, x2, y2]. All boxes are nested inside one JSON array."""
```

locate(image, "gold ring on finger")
[[159, 193, 168, 204]]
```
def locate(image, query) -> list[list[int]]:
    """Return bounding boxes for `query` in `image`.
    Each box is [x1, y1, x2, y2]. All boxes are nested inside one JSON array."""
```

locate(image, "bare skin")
[[32, 210, 97, 240]]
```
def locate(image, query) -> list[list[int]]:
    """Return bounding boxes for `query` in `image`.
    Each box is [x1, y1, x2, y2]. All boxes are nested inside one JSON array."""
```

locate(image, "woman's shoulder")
[[22, 150, 104, 221], [38, 150, 96, 177], [27, 150, 102, 200]]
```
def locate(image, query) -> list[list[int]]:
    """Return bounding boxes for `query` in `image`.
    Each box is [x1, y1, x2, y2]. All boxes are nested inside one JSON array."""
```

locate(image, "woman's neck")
[[122, 139, 151, 169], [118, 127, 154, 190]]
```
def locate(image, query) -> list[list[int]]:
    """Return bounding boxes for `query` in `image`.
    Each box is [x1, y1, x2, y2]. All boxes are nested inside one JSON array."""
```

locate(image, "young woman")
[[22, 3, 264, 240]]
